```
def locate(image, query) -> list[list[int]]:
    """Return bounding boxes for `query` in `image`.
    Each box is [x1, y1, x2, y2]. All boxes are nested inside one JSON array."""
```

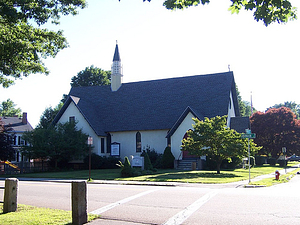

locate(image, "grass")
[[0, 204, 99, 225], [249, 167, 300, 187], [1, 162, 299, 184]]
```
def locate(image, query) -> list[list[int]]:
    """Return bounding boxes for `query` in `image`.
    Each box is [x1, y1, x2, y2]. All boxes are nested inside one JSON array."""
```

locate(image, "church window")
[[107, 133, 111, 153], [136, 132, 141, 152], [101, 138, 105, 153], [69, 116, 75, 123]]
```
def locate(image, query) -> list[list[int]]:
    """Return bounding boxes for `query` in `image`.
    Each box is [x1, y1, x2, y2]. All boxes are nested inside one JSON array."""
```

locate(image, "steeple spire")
[[113, 40, 120, 62], [111, 41, 123, 91]]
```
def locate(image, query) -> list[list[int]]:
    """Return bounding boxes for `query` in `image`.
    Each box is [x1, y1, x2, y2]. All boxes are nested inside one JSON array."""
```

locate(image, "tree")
[[250, 107, 300, 158], [38, 102, 63, 129], [22, 121, 89, 169], [182, 115, 259, 174], [70, 65, 111, 87], [0, 99, 22, 117], [269, 101, 300, 119], [236, 86, 256, 117], [162, 0, 297, 26], [0, 0, 86, 88], [0, 118, 14, 161]]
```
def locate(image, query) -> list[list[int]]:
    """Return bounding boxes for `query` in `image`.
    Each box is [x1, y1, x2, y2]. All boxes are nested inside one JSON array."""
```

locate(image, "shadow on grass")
[[144, 171, 243, 181]]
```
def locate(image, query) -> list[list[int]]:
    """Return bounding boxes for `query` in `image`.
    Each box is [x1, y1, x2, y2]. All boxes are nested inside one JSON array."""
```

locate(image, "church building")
[[53, 43, 249, 168]]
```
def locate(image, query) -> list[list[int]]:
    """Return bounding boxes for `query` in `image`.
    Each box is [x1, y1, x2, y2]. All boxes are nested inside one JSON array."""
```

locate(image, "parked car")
[[287, 155, 300, 161]]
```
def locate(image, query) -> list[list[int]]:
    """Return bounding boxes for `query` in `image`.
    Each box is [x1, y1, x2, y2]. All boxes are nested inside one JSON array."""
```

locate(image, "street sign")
[[241, 133, 256, 139]]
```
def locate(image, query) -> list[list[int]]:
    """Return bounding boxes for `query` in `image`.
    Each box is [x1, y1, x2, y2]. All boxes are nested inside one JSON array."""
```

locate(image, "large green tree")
[[0, 0, 86, 88], [0, 118, 14, 161], [70, 65, 111, 87], [182, 115, 259, 174], [22, 121, 89, 169], [162, 0, 297, 26], [38, 102, 63, 129], [0, 99, 22, 117], [250, 107, 300, 158]]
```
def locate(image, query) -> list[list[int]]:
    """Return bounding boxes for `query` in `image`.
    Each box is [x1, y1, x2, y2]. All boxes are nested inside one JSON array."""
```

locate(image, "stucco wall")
[[111, 130, 168, 160], [171, 112, 196, 160], [57, 101, 105, 155], [227, 90, 236, 127]]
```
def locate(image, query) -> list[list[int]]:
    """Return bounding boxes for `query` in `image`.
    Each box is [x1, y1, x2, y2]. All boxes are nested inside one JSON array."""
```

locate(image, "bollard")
[[72, 181, 87, 225], [3, 178, 18, 213]]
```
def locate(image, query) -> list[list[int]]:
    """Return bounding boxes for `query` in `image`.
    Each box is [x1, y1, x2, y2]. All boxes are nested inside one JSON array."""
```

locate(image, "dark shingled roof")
[[230, 117, 251, 133], [54, 71, 240, 136], [1, 116, 33, 132]]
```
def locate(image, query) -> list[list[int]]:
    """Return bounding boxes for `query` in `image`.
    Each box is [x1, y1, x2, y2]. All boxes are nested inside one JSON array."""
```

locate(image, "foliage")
[[250, 107, 300, 158], [0, 118, 14, 161], [161, 146, 175, 169], [236, 86, 256, 117], [267, 157, 277, 165], [21, 121, 89, 170], [141, 150, 154, 171], [83, 153, 120, 169], [0, 0, 86, 87], [255, 155, 267, 166], [142, 145, 162, 168], [269, 101, 300, 119], [38, 103, 63, 129], [182, 115, 260, 174], [70, 65, 111, 87], [0, 99, 22, 117], [161, 0, 297, 26], [118, 156, 135, 177]]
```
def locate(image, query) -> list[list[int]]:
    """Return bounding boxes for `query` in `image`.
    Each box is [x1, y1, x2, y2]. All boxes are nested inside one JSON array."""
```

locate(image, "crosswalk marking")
[[90, 189, 158, 215], [163, 190, 219, 225]]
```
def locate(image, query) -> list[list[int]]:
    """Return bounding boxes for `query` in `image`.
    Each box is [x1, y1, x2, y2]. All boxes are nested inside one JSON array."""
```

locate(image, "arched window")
[[136, 132, 141, 152]]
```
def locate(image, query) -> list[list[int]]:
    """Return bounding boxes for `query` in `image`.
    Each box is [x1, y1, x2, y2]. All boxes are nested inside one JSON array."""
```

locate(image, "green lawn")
[[0, 204, 99, 225], [2, 162, 299, 184]]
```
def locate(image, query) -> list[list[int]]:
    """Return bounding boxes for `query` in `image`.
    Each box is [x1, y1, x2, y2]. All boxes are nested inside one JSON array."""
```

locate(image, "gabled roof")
[[230, 116, 251, 133], [1, 116, 33, 133], [54, 71, 240, 136]]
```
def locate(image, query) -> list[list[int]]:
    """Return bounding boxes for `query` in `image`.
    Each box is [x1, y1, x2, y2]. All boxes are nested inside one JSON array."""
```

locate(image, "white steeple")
[[111, 41, 123, 91]]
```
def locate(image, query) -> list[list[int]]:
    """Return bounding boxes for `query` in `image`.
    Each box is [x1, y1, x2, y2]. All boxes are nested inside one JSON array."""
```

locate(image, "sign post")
[[282, 147, 287, 174], [241, 129, 256, 183], [88, 137, 93, 181]]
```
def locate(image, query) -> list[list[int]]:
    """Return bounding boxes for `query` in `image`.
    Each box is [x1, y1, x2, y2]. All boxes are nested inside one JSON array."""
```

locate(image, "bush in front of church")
[[162, 147, 175, 169]]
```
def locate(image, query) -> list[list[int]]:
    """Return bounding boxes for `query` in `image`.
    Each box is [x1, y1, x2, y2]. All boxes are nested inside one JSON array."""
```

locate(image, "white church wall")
[[57, 101, 104, 155], [171, 112, 196, 160], [111, 130, 168, 160], [227, 90, 236, 127]]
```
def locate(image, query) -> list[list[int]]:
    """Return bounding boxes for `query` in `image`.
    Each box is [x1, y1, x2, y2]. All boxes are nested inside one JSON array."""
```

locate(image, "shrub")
[[143, 146, 163, 169], [161, 147, 175, 169], [255, 156, 266, 166], [221, 157, 243, 170], [268, 157, 276, 166], [119, 156, 134, 177], [84, 154, 120, 169], [277, 159, 287, 167], [141, 150, 154, 171]]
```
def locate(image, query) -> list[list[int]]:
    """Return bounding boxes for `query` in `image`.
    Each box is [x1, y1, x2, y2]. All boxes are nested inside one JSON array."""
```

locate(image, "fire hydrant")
[[275, 170, 280, 180]]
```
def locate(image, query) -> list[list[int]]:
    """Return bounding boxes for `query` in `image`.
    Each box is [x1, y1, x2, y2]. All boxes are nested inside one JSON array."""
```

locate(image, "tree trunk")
[[216, 163, 221, 174]]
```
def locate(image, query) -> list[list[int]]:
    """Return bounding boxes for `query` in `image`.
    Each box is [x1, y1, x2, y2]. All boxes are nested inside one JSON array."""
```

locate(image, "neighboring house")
[[53, 43, 249, 166], [1, 112, 33, 163]]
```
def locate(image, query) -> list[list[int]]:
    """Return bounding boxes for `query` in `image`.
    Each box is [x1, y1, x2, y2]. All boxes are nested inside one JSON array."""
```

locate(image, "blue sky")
[[1, 0, 300, 127]]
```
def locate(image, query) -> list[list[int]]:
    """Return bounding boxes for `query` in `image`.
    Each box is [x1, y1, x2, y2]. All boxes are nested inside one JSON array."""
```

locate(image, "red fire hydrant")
[[275, 170, 280, 180]]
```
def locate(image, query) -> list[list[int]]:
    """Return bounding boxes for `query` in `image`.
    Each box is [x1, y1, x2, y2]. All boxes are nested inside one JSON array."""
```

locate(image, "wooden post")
[[72, 181, 87, 225], [3, 178, 18, 213]]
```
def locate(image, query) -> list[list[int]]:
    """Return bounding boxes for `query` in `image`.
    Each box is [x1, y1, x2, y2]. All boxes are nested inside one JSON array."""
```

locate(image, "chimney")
[[22, 112, 27, 124]]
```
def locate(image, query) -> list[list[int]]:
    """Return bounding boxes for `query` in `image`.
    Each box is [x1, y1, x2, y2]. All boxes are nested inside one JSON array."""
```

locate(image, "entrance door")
[[182, 131, 197, 159]]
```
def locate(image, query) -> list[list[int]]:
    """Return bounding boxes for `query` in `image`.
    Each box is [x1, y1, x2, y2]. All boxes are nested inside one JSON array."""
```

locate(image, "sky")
[[1, 0, 300, 128]]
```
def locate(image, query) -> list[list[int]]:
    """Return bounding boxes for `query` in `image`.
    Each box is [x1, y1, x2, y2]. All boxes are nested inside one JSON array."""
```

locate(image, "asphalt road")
[[1, 174, 300, 225]]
